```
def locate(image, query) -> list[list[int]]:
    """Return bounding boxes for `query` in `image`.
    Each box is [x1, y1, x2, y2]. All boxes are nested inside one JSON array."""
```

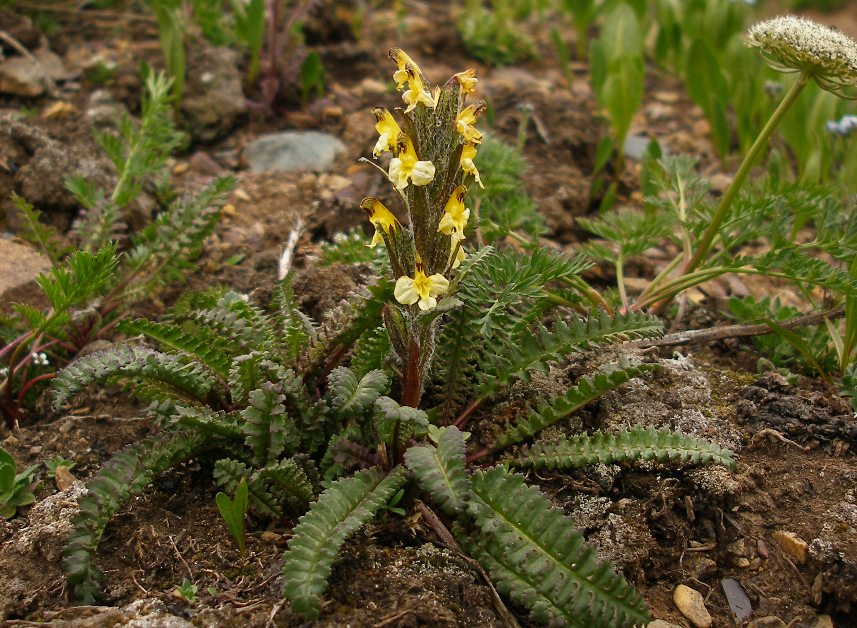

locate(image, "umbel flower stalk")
[[660, 16, 857, 305], [360, 49, 484, 407]]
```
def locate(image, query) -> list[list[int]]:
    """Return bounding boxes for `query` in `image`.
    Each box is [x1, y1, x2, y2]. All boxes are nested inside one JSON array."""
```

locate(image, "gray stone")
[[648, 622, 683, 628], [721, 578, 752, 622], [0, 238, 52, 302], [244, 131, 345, 173], [180, 45, 246, 142], [623, 133, 666, 161]]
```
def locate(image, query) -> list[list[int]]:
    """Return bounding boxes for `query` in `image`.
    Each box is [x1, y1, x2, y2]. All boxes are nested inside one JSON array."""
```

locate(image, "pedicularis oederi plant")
[[55, 50, 735, 626], [358, 48, 485, 409]]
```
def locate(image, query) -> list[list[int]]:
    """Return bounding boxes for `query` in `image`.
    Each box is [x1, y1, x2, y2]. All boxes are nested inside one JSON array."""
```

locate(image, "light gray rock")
[[623, 133, 666, 161], [244, 131, 345, 173]]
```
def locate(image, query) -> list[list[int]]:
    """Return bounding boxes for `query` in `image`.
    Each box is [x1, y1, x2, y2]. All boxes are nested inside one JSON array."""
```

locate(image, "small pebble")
[[721, 578, 752, 622], [648, 621, 683, 628], [172, 162, 189, 175], [736, 557, 750, 568], [772, 530, 808, 564], [673, 584, 712, 628], [29, 445, 43, 455], [260, 531, 280, 543], [54, 465, 77, 491], [757, 538, 769, 559]]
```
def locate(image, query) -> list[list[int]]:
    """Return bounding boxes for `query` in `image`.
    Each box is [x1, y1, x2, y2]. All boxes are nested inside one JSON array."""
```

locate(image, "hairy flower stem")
[[402, 336, 422, 408], [649, 70, 810, 314]]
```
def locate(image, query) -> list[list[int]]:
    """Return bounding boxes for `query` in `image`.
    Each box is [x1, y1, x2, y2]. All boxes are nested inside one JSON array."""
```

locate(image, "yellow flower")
[[394, 265, 449, 310], [372, 108, 402, 158], [389, 133, 436, 189], [437, 185, 470, 240], [455, 103, 485, 144], [453, 69, 478, 94], [401, 66, 435, 112], [451, 241, 466, 269], [389, 48, 421, 88], [360, 197, 400, 248], [460, 143, 483, 189], [389, 48, 435, 112]]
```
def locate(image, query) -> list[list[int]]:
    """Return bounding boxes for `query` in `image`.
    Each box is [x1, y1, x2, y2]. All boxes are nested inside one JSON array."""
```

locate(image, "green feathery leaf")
[[462, 466, 650, 627], [495, 361, 660, 450], [327, 367, 389, 417], [514, 426, 736, 470], [282, 466, 407, 618], [404, 426, 470, 515]]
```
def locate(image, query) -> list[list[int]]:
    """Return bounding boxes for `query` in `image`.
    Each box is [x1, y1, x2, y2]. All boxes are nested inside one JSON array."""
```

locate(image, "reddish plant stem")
[[18, 372, 55, 404], [452, 396, 484, 429]]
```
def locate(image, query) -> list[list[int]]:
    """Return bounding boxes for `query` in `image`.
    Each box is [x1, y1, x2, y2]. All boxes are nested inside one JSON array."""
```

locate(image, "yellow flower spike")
[[389, 48, 421, 88], [455, 103, 485, 144], [437, 185, 470, 241], [453, 69, 478, 94], [394, 264, 449, 311], [460, 143, 484, 189], [388, 133, 436, 189], [372, 108, 403, 158], [360, 197, 401, 248]]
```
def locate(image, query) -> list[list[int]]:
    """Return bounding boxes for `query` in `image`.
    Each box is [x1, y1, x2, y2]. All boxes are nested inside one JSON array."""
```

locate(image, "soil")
[[1, 1, 856, 627]]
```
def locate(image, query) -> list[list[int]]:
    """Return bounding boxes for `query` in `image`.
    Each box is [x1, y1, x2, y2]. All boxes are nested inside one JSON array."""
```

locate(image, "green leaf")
[[462, 466, 650, 626], [216, 477, 248, 556], [327, 367, 389, 417], [514, 426, 735, 470], [282, 466, 407, 618], [373, 396, 429, 446], [495, 361, 660, 450], [118, 318, 233, 378], [685, 39, 730, 160], [404, 426, 471, 515]]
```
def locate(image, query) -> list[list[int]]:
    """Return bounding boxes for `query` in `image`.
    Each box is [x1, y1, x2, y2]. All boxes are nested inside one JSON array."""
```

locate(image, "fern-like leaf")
[[241, 382, 298, 466], [255, 458, 315, 508], [52, 346, 216, 409], [213, 458, 282, 517], [271, 274, 316, 362], [514, 426, 736, 470], [350, 325, 391, 379], [495, 362, 660, 450], [373, 396, 430, 446], [461, 466, 651, 627], [327, 367, 388, 417], [119, 318, 233, 378], [480, 309, 663, 396], [404, 426, 470, 515], [282, 466, 407, 618], [10, 192, 68, 264], [64, 429, 209, 602]]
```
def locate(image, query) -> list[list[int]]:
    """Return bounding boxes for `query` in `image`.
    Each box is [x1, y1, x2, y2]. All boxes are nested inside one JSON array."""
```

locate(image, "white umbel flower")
[[747, 16, 857, 95]]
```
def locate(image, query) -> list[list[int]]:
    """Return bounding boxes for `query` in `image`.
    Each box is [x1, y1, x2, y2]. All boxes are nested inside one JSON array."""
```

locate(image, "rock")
[[757, 538, 770, 558], [721, 578, 752, 622], [54, 465, 77, 491], [710, 173, 733, 194], [260, 530, 281, 543], [648, 621, 683, 628], [0, 239, 51, 303], [735, 557, 750, 568], [0, 46, 70, 97], [85, 88, 129, 127], [673, 584, 712, 628], [50, 598, 195, 627], [748, 618, 787, 628], [772, 530, 809, 564], [686, 555, 717, 580], [811, 615, 834, 628], [180, 45, 246, 142], [623, 134, 665, 161], [244, 131, 345, 173]]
